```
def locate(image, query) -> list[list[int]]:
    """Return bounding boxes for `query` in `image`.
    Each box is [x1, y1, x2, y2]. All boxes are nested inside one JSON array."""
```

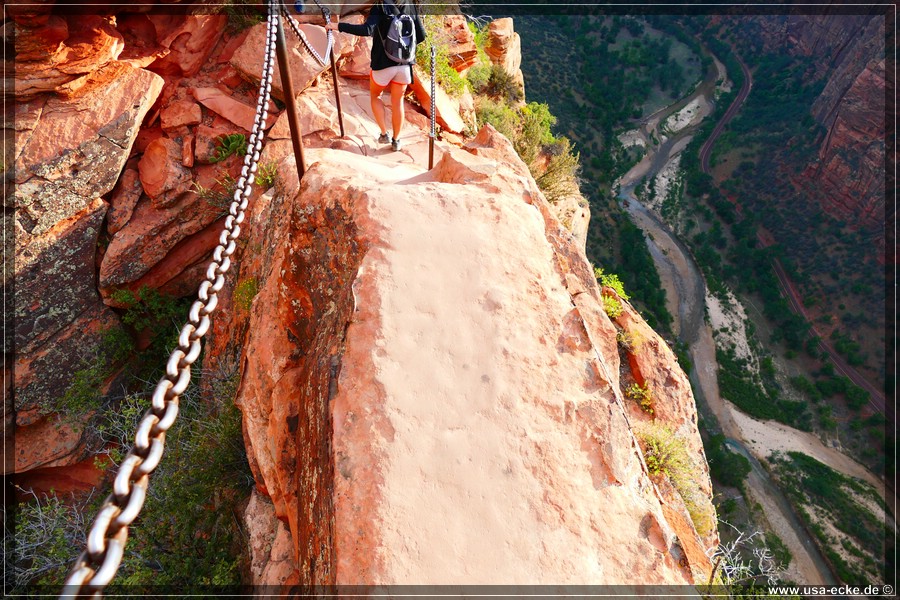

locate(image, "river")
[[612, 49, 840, 585]]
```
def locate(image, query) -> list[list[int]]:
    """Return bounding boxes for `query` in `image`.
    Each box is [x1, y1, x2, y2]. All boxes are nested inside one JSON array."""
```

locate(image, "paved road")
[[699, 52, 751, 174]]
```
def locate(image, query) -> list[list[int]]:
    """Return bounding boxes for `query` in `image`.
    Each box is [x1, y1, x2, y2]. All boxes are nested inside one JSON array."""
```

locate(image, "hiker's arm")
[[336, 5, 382, 36]]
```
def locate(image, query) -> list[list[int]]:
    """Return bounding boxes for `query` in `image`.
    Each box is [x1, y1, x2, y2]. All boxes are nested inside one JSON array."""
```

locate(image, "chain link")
[[59, 6, 279, 599], [281, 0, 334, 65], [430, 44, 436, 139]]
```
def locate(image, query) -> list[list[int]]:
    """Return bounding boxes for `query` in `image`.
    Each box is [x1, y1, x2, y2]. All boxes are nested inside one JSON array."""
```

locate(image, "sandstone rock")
[[484, 18, 525, 103], [138, 136, 192, 207], [116, 13, 169, 69], [108, 168, 143, 234], [15, 199, 108, 355], [13, 301, 122, 469], [229, 136, 714, 585], [99, 160, 238, 292], [14, 62, 163, 236], [268, 92, 340, 139], [10, 415, 86, 474], [231, 21, 336, 102], [12, 454, 107, 495], [410, 72, 467, 134], [485, 18, 522, 75], [147, 14, 227, 77], [443, 14, 478, 73], [191, 87, 258, 132], [13, 197, 124, 441], [804, 57, 885, 230], [244, 490, 301, 587], [13, 15, 125, 98], [160, 99, 202, 130]]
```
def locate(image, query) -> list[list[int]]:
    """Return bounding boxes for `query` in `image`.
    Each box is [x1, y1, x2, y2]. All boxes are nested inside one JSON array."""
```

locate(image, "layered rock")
[[802, 57, 885, 230], [485, 18, 525, 103], [227, 126, 715, 586]]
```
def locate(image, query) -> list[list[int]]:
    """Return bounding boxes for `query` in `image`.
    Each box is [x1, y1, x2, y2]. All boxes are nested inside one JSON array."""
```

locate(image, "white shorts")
[[371, 65, 412, 87]]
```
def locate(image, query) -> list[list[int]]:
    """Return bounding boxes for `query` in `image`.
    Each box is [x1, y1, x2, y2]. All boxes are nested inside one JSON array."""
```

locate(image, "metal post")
[[275, 11, 306, 179], [428, 44, 435, 170], [329, 53, 345, 137]]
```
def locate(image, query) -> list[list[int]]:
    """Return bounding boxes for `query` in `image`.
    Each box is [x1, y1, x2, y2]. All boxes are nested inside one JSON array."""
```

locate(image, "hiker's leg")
[[369, 76, 389, 135], [390, 82, 406, 140]]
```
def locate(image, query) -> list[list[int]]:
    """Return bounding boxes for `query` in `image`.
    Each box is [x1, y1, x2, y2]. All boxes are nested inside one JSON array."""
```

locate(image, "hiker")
[[325, 0, 426, 151]]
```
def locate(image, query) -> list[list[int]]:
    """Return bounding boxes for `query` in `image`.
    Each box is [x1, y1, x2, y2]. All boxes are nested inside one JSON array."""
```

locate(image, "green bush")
[[637, 423, 716, 536], [626, 382, 654, 414], [212, 134, 247, 163], [416, 15, 468, 97], [602, 295, 624, 319], [703, 433, 751, 488]]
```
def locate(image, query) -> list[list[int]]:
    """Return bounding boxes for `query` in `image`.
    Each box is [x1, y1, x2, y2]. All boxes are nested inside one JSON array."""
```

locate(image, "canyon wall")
[[722, 11, 887, 237]]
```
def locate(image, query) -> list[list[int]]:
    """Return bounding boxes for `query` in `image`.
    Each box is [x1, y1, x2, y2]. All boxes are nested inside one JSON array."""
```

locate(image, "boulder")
[[138, 136, 193, 207], [12, 15, 125, 98], [147, 14, 227, 77], [227, 137, 714, 585], [14, 61, 163, 236], [107, 167, 143, 235], [191, 87, 258, 132], [244, 490, 300, 587], [410, 73, 467, 134], [231, 21, 337, 102], [99, 159, 238, 293], [443, 14, 478, 73], [160, 99, 202, 130]]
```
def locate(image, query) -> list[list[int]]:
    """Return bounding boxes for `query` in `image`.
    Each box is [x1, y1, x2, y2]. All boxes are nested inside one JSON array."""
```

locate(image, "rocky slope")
[[721, 11, 887, 240], [9, 3, 715, 587]]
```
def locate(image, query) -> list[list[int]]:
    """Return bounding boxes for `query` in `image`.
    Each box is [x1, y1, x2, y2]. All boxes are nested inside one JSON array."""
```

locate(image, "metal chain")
[[430, 44, 436, 139], [281, 0, 333, 65], [59, 7, 279, 599]]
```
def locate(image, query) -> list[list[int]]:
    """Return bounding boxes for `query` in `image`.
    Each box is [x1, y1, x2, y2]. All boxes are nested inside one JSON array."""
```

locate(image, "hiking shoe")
[[391, 137, 401, 152], [377, 133, 390, 144]]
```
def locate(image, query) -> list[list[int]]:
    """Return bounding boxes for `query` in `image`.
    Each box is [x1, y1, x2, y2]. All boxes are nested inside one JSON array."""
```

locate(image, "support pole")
[[275, 12, 306, 179], [428, 44, 436, 170], [330, 49, 345, 137]]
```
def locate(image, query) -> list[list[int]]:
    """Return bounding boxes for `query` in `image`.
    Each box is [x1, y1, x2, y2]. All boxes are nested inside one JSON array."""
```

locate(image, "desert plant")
[[637, 423, 716, 536], [255, 160, 278, 188], [626, 382, 654, 414], [211, 134, 247, 163], [602, 294, 624, 319], [193, 173, 238, 213], [594, 267, 631, 300], [616, 329, 645, 353]]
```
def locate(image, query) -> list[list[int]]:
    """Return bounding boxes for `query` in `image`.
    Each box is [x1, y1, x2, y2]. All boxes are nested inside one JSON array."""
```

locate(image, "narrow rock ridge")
[[225, 125, 715, 585]]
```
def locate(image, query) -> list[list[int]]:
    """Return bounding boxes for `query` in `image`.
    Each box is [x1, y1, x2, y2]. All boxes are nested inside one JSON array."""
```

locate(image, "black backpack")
[[379, 1, 417, 65]]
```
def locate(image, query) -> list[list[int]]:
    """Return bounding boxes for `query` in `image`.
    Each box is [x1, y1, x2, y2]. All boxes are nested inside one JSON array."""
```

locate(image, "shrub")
[[255, 160, 278, 188], [475, 97, 518, 140], [636, 423, 716, 536], [192, 173, 238, 212], [594, 267, 631, 300], [602, 295, 624, 319], [416, 15, 468, 98], [626, 382, 654, 414]]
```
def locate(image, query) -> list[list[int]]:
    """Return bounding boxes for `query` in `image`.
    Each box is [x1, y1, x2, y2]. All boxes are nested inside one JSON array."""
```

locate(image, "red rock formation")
[[230, 21, 337, 102], [409, 72, 467, 134], [219, 124, 714, 586], [801, 57, 885, 230], [485, 18, 525, 102], [442, 14, 478, 74]]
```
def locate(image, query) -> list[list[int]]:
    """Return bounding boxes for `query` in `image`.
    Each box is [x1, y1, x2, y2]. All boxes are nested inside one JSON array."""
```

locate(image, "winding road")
[[697, 51, 887, 417], [615, 43, 839, 585]]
